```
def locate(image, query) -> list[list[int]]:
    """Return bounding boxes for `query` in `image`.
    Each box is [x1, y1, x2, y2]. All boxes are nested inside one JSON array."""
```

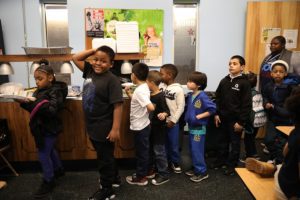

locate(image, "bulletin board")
[[84, 8, 164, 66], [244, 1, 300, 73]]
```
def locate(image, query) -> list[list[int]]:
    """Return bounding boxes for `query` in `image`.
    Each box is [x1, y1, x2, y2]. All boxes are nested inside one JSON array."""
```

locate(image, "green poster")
[[91, 9, 164, 67]]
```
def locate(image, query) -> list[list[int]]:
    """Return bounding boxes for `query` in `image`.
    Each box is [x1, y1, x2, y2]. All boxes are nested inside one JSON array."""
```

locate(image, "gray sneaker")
[[190, 173, 209, 183], [151, 175, 169, 186]]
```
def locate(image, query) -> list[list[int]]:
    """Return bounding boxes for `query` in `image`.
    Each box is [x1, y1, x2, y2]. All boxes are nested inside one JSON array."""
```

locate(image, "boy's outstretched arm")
[[107, 102, 123, 142], [72, 49, 95, 71]]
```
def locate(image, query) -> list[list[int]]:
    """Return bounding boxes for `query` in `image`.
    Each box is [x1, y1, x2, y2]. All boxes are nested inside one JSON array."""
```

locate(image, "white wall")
[[0, 0, 42, 87], [198, 0, 248, 90], [0, 0, 250, 90]]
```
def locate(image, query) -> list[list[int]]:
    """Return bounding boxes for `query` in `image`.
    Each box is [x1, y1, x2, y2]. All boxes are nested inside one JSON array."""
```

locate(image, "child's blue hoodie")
[[184, 91, 216, 128]]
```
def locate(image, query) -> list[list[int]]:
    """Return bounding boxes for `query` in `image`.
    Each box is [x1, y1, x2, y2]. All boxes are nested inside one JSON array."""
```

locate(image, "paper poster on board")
[[85, 8, 164, 67], [283, 29, 298, 49], [85, 8, 105, 38], [261, 28, 281, 43]]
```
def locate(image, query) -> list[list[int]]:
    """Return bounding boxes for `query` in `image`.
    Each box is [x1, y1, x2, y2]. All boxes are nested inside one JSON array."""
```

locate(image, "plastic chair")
[[0, 145, 19, 176]]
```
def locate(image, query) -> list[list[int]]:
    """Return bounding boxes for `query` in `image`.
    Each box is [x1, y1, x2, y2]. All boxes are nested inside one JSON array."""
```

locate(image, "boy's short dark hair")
[[161, 64, 178, 79], [96, 45, 115, 62], [147, 70, 162, 86], [246, 71, 257, 88], [188, 71, 207, 90], [231, 55, 246, 66], [132, 63, 149, 81]]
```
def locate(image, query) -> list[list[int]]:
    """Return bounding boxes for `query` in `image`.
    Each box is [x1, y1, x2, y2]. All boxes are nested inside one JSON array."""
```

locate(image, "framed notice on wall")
[[85, 8, 164, 67]]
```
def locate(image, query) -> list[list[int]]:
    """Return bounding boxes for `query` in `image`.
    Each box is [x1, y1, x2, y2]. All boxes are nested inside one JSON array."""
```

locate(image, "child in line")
[[262, 60, 294, 164], [146, 70, 170, 185], [125, 63, 155, 186], [19, 64, 67, 198], [213, 55, 252, 175], [159, 64, 185, 173], [243, 72, 261, 160], [184, 72, 216, 182], [246, 85, 300, 199], [72, 46, 123, 200]]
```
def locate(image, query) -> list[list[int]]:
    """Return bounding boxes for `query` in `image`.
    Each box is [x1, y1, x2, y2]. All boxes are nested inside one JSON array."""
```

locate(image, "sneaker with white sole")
[[185, 169, 194, 176], [146, 169, 156, 179], [88, 188, 115, 200], [126, 173, 148, 186], [190, 173, 209, 183], [151, 175, 169, 186], [171, 163, 182, 174], [263, 147, 270, 154], [98, 176, 121, 189]]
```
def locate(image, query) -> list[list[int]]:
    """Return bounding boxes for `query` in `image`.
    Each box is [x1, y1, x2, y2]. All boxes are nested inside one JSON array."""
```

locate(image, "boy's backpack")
[[251, 90, 267, 128]]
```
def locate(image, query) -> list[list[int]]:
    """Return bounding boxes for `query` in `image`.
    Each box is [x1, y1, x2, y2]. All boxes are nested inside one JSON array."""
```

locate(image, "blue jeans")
[[133, 125, 150, 178], [165, 123, 181, 164], [189, 134, 206, 174], [38, 135, 62, 182]]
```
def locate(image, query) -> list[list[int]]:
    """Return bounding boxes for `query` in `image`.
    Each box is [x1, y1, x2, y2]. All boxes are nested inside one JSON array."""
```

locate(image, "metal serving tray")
[[22, 46, 73, 55]]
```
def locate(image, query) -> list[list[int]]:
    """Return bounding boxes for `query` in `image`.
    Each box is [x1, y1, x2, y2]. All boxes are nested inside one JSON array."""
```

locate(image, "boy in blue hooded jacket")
[[184, 71, 216, 182]]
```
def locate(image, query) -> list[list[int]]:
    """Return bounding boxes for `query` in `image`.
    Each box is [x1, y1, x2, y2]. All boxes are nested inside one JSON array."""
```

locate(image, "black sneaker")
[[112, 176, 121, 188], [170, 163, 182, 174], [88, 188, 115, 200], [190, 173, 209, 183], [34, 179, 55, 199], [54, 168, 65, 179], [223, 167, 235, 176], [151, 175, 169, 186], [209, 161, 226, 170], [98, 176, 121, 189]]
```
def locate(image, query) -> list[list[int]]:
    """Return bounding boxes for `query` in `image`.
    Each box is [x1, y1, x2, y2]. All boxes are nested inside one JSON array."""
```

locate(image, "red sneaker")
[[126, 173, 148, 186]]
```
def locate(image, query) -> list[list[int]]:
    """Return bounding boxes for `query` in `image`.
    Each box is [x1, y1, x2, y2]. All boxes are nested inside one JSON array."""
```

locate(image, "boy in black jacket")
[[212, 55, 252, 175]]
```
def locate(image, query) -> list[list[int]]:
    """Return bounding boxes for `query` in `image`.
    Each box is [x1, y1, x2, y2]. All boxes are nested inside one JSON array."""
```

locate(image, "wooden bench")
[[235, 168, 275, 200]]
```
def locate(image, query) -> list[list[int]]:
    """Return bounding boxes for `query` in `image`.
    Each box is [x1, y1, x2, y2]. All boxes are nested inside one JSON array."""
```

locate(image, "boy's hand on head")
[[167, 121, 175, 128], [233, 122, 243, 132], [214, 115, 221, 127], [106, 129, 120, 142]]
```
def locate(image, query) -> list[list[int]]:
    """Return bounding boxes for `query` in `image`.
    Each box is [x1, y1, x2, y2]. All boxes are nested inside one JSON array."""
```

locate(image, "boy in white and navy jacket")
[[159, 64, 185, 173]]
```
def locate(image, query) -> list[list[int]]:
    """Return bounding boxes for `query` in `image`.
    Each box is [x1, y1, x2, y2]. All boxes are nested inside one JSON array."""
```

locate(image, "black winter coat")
[[21, 81, 67, 148]]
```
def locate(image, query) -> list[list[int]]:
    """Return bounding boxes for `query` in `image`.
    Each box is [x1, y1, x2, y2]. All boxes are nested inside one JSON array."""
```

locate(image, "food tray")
[[22, 46, 73, 55]]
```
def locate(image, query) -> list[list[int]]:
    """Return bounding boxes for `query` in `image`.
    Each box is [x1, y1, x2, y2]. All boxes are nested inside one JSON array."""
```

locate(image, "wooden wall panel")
[[245, 1, 300, 73]]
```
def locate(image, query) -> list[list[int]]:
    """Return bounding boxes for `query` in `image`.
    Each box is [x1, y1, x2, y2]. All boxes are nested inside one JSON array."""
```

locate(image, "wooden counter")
[[0, 99, 135, 161]]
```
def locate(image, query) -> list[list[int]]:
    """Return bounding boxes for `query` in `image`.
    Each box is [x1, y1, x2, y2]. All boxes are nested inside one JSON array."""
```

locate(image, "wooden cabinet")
[[0, 98, 135, 161]]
